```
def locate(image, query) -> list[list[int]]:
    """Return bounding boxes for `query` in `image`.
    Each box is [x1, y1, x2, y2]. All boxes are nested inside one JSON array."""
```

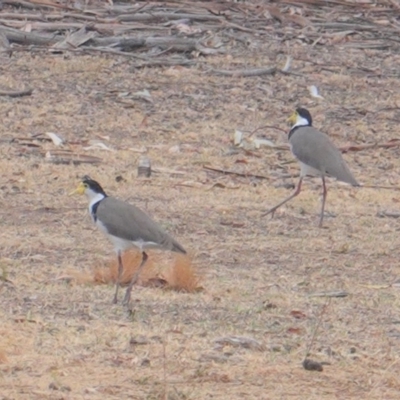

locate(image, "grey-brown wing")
[[97, 197, 186, 254], [290, 126, 359, 185]]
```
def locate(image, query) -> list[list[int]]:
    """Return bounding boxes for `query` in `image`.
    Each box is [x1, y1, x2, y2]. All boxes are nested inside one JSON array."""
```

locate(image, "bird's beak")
[[288, 111, 298, 125], [69, 182, 85, 196]]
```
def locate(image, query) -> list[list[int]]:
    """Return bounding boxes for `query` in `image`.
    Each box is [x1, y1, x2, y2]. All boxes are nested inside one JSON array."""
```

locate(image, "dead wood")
[[52, 27, 96, 49], [361, 185, 400, 191], [89, 36, 146, 49], [203, 165, 269, 180], [0, 26, 61, 45], [308, 291, 349, 298], [11, 0, 72, 10], [145, 36, 198, 51], [377, 211, 400, 218], [0, 87, 33, 97], [0, 0, 398, 68], [117, 12, 223, 23], [2, 0, 43, 10], [130, 58, 195, 69], [44, 150, 102, 165], [339, 140, 400, 153], [209, 66, 277, 77]]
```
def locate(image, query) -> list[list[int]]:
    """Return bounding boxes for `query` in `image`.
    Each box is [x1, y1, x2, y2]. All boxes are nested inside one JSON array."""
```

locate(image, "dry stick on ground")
[[2, 0, 70, 10], [0, 26, 61, 45], [90, 36, 201, 52], [67, 46, 144, 59], [208, 66, 277, 77], [248, 125, 288, 137], [339, 140, 400, 153], [130, 59, 196, 69], [203, 165, 269, 180], [308, 291, 349, 298], [0, 87, 33, 97], [117, 11, 224, 23], [360, 184, 400, 190], [376, 211, 400, 218], [207, 63, 306, 78]]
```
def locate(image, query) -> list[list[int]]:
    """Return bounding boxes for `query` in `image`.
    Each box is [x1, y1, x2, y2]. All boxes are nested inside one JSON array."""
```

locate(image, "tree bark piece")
[[53, 27, 96, 49]]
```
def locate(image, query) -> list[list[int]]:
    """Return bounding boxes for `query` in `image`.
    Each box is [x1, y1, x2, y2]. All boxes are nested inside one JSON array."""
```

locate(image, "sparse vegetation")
[[2, 1, 400, 399]]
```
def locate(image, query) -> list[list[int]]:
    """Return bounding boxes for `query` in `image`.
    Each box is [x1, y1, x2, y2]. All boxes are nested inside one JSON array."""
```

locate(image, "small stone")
[[303, 358, 323, 372], [141, 358, 151, 366]]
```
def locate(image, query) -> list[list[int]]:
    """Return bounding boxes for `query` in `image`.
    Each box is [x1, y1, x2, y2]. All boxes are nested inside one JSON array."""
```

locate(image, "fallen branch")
[[44, 150, 103, 165], [90, 35, 200, 52], [208, 66, 276, 77], [117, 12, 224, 23], [203, 165, 269, 180], [89, 36, 146, 49], [308, 291, 349, 298], [130, 59, 196, 69], [0, 87, 33, 97], [0, 26, 61, 45], [361, 185, 400, 191], [339, 139, 400, 153], [0, 25, 216, 56], [2, 0, 72, 10], [377, 211, 400, 218], [248, 125, 287, 137], [67, 46, 148, 59]]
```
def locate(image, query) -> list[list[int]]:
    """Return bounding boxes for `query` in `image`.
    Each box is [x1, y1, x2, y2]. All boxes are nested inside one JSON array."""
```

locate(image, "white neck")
[[292, 115, 309, 129], [88, 192, 105, 214]]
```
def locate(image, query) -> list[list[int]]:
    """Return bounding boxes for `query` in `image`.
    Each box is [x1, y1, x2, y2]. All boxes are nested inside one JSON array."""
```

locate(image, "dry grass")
[[68, 251, 200, 293], [2, 39, 400, 400]]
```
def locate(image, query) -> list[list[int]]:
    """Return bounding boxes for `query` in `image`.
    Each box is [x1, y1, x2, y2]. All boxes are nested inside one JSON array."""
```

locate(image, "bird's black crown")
[[296, 107, 312, 126], [82, 176, 107, 195]]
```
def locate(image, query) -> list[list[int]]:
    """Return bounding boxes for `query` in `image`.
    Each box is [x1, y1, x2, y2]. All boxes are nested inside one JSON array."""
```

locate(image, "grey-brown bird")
[[263, 108, 359, 227], [72, 176, 186, 305]]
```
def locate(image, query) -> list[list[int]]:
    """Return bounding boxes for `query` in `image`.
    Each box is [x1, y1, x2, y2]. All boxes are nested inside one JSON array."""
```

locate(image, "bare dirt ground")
[[3, 4, 400, 400]]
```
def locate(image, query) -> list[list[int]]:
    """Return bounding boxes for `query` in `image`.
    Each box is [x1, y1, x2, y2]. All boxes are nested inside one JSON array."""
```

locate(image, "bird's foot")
[[261, 208, 276, 218]]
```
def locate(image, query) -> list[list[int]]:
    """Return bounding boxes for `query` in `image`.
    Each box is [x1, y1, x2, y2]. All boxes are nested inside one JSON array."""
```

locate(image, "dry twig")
[[0, 87, 33, 97], [208, 66, 276, 77], [203, 165, 269, 180]]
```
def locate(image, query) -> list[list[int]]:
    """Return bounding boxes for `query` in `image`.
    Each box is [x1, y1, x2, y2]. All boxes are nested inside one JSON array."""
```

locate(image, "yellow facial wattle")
[[69, 182, 85, 196], [288, 111, 298, 125]]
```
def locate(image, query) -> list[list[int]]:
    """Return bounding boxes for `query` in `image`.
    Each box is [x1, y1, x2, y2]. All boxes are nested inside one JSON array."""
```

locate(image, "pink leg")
[[319, 176, 327, 228], [112, 251, 123, 304], [262, 177, 303, 218], [122, 251, 149, 307]]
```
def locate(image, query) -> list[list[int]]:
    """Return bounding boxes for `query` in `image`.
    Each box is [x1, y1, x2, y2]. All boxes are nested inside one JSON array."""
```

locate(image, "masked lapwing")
[[262, 108, 359, 227], [72, 176, 186, 305]]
